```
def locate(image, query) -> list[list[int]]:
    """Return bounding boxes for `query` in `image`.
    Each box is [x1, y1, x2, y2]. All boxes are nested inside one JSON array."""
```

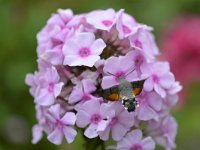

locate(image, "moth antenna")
[[106, 72, 116, 77], [125, 67, 136, 77]]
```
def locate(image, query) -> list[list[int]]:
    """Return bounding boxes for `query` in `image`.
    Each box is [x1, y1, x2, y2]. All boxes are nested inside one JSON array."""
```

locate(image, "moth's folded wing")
[[131, 80, 145, 96], [102, 86, 121, 101]]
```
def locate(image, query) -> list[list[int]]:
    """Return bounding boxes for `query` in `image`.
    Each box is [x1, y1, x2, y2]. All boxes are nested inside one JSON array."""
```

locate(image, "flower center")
[[90, 114, 102, 124], [122, 25, 132, 34], [130, 144, 142, 150], [115, 72, 126, 82], [108, 117, 118, 127], [48, 82, 54, 93], [135, 55, 143, 66], [79, 47, 91, 58], [134, 40, 143, 49], [82, 94, 91, 101], [152, 74, 159, 83], [55, 119, 64, 130], [102, 20, 113, 27]]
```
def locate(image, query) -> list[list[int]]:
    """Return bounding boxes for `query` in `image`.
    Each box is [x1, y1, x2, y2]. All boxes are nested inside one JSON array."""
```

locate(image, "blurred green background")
[[0, 0, 200, 149]]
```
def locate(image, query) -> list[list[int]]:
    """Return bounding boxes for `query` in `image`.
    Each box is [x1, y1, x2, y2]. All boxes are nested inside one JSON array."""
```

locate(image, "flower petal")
[[61, 112, 76, 125], [47, 128, 64, 145], [63, 126, 77, 143]]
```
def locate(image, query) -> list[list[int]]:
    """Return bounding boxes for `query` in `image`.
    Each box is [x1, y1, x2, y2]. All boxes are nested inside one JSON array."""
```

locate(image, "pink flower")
[[37, 9, 74, 65], [160, 16, 200, 103], [87, 9, 116, 31], [68, 79, 97, 106], [147, 115, 177, 150], [25, 71, 41, 97], [102, 55, 139, 89], [32, 105, 53, 144], [116, 10, 139, 39], [35, 67, 64, 106], [141, 62, 175, 98], [63, 32, 106, 67], [32, 124, 43, 144], [26, 8, 181, 148], [126, 50, 147, 76], [47, 104, 77, 145], [40, 29, 74, 65], [117, 129, 155, 150], [99, 102, 135, 141], [136, 91, 162, 121], [129, 26, 159, 60], [76, 100, 111, 138]]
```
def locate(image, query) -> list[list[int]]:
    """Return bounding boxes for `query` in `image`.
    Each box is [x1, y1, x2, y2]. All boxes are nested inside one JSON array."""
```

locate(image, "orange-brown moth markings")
[[107, 93, 121, 101]]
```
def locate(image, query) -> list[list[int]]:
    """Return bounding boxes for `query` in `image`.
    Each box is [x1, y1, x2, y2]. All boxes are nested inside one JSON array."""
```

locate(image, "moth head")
[[122, 97, 138, 112]]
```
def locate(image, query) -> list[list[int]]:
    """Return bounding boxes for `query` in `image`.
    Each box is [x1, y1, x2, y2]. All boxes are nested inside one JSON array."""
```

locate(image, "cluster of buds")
[[25, 8, 182, 150]]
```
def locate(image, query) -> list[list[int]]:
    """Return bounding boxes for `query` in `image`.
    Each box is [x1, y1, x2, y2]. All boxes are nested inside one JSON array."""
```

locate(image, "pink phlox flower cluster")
[[26, 8, 182, 150]]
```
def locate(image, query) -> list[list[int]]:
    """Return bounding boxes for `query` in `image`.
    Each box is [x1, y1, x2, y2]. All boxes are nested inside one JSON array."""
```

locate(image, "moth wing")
[[131, 80, 145, 96], [102, 85, 121, 101]]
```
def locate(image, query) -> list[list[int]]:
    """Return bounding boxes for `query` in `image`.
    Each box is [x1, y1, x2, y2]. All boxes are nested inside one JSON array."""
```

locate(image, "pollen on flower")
[[26, 8, 181, 150]]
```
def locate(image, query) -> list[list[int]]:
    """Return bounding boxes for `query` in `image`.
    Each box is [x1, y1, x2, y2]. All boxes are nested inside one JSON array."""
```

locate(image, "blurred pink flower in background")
[[160, 16, 200, 104]]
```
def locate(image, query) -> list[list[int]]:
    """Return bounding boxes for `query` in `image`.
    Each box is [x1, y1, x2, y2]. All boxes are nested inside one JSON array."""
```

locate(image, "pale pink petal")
[[140, 63, 153, 75], [148, 92, 162, 111], [63, 39, 79, 55], [101, 76, 118, 89], [81, 55, 100, 67], [118, 111, 134, 128], [63, 55, 84, 66], [141, 137, 155, 150], [35, 89, 55, 106], [90, 39, 106, 55], [160, 73, 175, 89], [63, 126, 77, 143], [154, 84, 166, 98], [126, 71, 139, 82], [126, 129, 142, 144], [76, 110, 90, 128], [82, 79, 96, 93], [154, 62, 170, 76], [82, 100, 101, 115], [53, 82, 64, 97], [45, 67, 60, 82], [111, 123, 128, 141], [84, 124, 98, 138], [47, 128, 64, 145], [99, 127, 111, 141], [32, 125, 43, 144], [76, 32, 95, 47], [48, 104, 60, 119], [103, 56, 122, 74], [97, 120, 108, 131], [138, 104, 158, 121], [68, 87, 83, 104], [143, 78, 154, 92], [61, 112, 76, 125]]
